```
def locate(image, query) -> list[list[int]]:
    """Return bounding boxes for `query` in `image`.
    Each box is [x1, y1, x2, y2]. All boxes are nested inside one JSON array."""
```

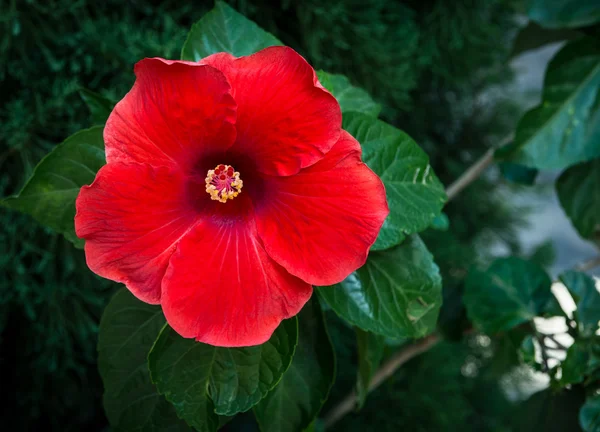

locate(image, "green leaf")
[[343, 113, 447, 250], [556, 159, 600, 240], [98, 288, 190, 432], [79, 88, 115, 124], [513, 387, 585, 432], [528, 0, 600, 29], [254, 299, 335, 432], [511, 21, 580, 58], [499, 161, 538, 185], [148, 319, 298, 430], [560, 271, 600, 337], [2, 127, 105, 248], [519, 335, 542, 370], [318, 235, 442, 339], [430, 213, 450, 231], [499, 38, 600, 170], [561, 338, 600, 385], [181, 1, 282, 61], [464, 257, 560, 334], [316, 71, 381, 117], [581, 394, 600, 432], [355, 329, 385, 408]]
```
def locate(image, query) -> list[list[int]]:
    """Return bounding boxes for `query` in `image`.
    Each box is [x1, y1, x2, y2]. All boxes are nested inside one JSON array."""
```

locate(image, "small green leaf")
[[464, 257, 560, 334], [79, 88, 115, 124], [499, 38, 600, 170], [519, 335, 539, 369], [355, 329, 385, 408], [254, 299, 335, 432], [343, 113, 447, 250], [556, 159, 600, 240], [148, 318, 298, 430], [316, 71, 381, 117], [2, 127, 105, 248], [430, 213, 449, 231], [181, 1, 282, 61], [499, 161, 538, 185], [528, 0, 600, 29], [561, 338, 600, 385], [560, 271, 600, 337], [318, 235, 442, 339], [581, 394, 600, 432], [98, 288, 190, 432]]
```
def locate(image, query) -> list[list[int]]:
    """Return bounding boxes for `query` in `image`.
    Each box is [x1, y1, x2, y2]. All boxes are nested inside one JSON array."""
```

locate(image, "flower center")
[[205, 164, 243, 203]]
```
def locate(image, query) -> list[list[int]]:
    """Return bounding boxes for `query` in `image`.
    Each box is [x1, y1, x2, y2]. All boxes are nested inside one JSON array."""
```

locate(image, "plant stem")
[[322, 333, 440, 429], [445, 134, 513, 201], [576, 256, 600, 272]]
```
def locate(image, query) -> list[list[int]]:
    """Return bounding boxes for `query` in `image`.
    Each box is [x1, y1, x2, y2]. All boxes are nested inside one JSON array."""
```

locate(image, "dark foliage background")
[[0, 0, 551, 430]]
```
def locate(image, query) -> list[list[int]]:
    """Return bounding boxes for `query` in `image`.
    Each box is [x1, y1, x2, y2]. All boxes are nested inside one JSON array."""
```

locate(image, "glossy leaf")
[[343, 113, 447, 250], [79, 88, 115, 124], [464, 257, 560, 334], [528, 0, 600, 29], [318, 235, 442, 339], [2, 127, 105, 248], [254, 299, 335, 432], [581, 394, 600, 432], [148, 318, 298, 430], [355, 329, 385, 408], [499, 38, 600, 170], [181, 1, 281, 61], [556, 159, 600, 240], [98, 288, 189, 432], [317, 71, 381, 117], [560, 271, 600, 337]]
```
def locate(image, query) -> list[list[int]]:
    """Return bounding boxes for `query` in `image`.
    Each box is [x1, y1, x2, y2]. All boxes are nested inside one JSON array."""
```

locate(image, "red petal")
[[105, 58, 236, 172], [255, 131, 389, 286], [161, 196, 312, 347], [75, 163, 197, 304], [202, 47, 341, 176]]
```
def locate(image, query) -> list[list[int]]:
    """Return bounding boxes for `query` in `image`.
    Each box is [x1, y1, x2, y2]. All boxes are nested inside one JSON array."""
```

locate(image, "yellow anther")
[[205, 164, 243, 203]]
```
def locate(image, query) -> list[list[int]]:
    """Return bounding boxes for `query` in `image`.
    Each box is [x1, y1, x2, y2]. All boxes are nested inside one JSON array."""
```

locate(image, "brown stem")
[[445, 134, 513, 202], [576, 256, 600, 272], [322, 333, 440, 429]]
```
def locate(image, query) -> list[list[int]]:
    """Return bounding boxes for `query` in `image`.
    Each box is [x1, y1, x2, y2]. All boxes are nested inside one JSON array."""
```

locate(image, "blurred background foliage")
[[0, 0, 547, 430]]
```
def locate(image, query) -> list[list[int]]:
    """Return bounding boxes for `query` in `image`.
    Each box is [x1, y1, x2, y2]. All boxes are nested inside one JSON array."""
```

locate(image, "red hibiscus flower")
[[75, 47, 389, 347]]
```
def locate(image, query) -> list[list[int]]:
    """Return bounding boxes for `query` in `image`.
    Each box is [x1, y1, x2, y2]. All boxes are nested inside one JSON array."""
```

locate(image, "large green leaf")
[[98, 288, 189, 432], [148, 319, 298, 430], [2, 127, 105, 248], [464, 257, 561, 334], [343, 113, 447, 250], [79, 88, 115, 124], [355, 329, 385, 408], [560, 271, 600, 337], [316, 71, 381, 117], [253, 299, 335, 432], [499, 38, 600, 170], [318, 235, 442, 339], [181, 1, 281, 61], [528, 0, 600, 29], [581, 394, 600, 432], [556, 159, 600, 240]]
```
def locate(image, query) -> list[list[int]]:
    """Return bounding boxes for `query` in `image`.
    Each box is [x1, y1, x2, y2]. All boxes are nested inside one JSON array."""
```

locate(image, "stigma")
[[205, 164, 243, 203]]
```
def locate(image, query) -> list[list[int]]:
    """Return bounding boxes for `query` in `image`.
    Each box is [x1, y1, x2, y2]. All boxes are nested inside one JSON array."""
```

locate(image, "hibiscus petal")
[[202, 47, 341, 176], [255, 131, 389, 286], [105, 58, 237, 172], [161, 197, 312, 347], [75, 163, 198, 304]]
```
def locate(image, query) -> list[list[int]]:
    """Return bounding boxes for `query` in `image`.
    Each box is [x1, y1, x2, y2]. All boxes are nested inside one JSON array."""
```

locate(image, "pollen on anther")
[[205, 164, 243, 203]]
